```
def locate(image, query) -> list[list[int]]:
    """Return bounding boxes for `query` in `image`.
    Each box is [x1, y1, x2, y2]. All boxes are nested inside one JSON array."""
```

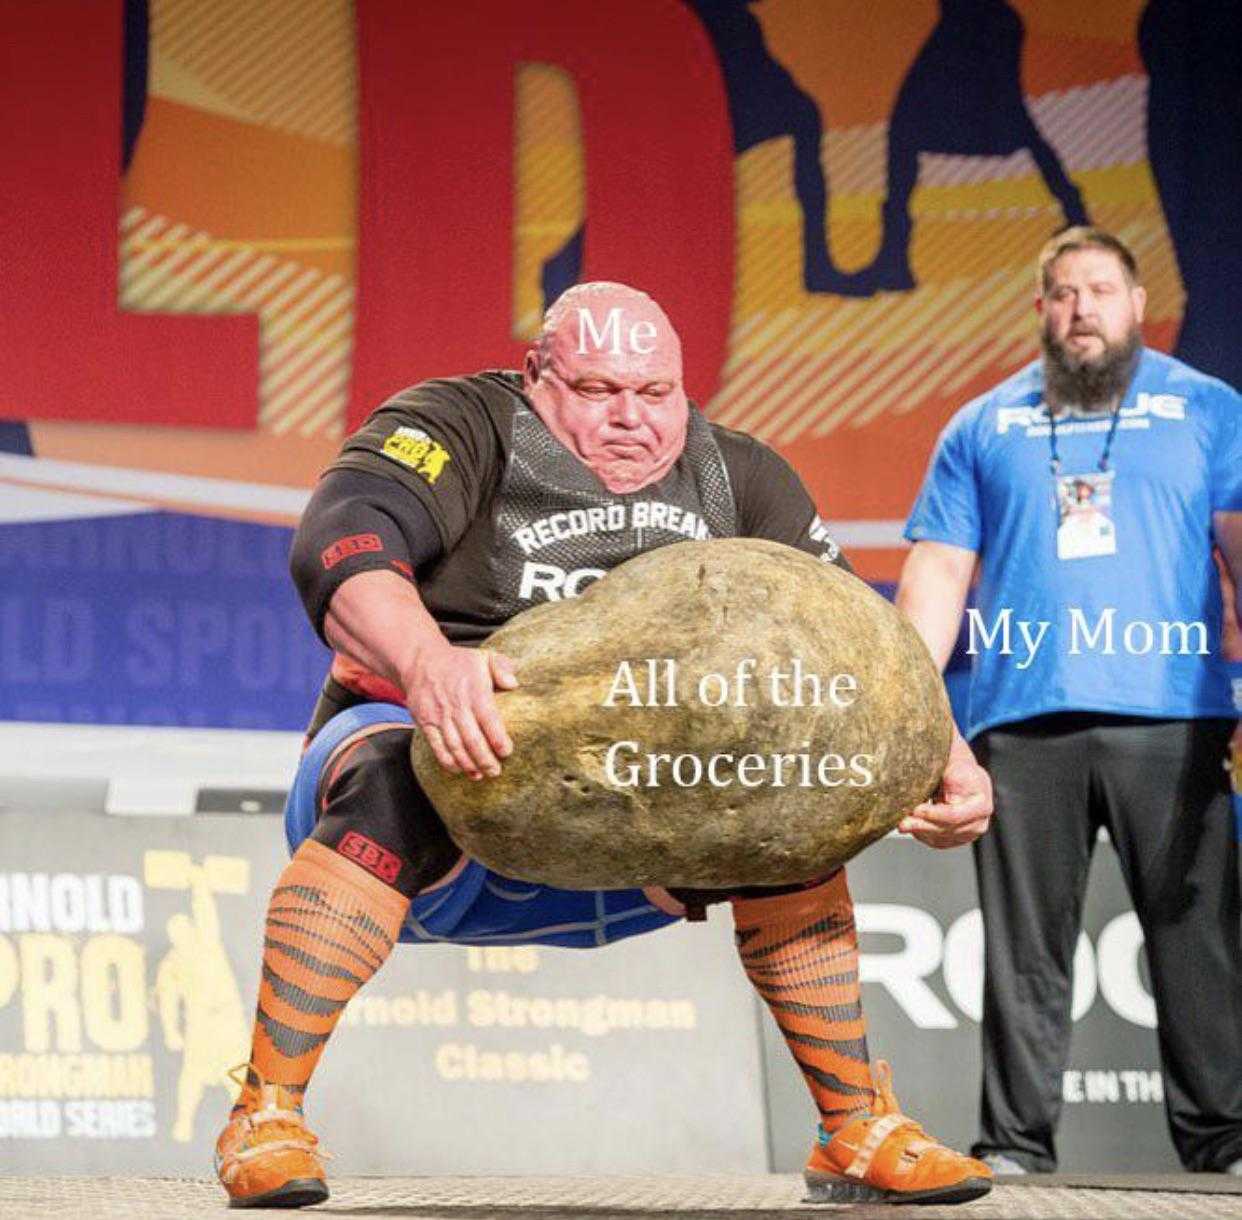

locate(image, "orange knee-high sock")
[[236, 839, 409, 1111], [732, 871, 874, 1136]]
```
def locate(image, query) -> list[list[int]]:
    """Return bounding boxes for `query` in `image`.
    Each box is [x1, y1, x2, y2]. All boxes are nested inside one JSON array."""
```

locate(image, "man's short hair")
[[1036, 226, 1140, 294]]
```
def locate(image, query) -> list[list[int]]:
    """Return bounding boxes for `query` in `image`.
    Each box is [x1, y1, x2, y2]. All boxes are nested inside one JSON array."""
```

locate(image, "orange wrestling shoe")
[[214, 1068, 329, 1209], [803, 1061, 992, 1206]]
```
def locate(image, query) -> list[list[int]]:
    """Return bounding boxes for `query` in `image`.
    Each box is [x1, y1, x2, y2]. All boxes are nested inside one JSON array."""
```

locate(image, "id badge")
[[1055, 470, 1116, 560]]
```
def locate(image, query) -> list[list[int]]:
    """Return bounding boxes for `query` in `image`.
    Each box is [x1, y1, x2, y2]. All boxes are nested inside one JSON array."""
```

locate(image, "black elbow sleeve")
[[290, 468, 443, 642]]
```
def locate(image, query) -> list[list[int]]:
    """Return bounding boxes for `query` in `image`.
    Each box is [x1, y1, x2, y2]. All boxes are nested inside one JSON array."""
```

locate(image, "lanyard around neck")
[[1047, 400, 1123, 477]]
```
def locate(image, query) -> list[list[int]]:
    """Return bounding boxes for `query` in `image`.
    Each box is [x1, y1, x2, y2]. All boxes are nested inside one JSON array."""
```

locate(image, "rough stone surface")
[[411, 538, 951, 889]]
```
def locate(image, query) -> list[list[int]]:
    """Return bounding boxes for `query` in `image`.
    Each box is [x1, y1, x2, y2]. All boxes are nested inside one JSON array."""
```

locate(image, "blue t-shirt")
[[905, 349, 1242, 739]]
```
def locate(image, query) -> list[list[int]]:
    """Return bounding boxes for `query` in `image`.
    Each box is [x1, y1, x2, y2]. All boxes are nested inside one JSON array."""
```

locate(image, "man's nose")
[[610, 390, 643, 427], [1073, 289, 1098, 318]]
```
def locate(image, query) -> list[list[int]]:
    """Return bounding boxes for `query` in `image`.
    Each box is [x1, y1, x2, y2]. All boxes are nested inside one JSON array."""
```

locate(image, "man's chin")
[[1043, 328, 1141, 408], [1057, 335, 1105, 364], [597, 468, 653, 494], [1067, 342, 1103, 363], [592, 456, 663, 494]]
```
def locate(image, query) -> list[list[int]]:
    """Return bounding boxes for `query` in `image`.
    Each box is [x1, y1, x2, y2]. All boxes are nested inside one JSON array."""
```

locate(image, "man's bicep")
[[331, 448, 459, 551], [1209, 385, 1242, 514], [336, 382, 497, 546], [1215, 512, 1242, 588], [909, 539, 978, 585], [290, 468, 443, 643]]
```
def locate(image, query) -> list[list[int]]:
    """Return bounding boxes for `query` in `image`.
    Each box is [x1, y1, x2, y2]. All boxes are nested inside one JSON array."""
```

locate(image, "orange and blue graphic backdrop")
[[1, 1, 1237, 728]]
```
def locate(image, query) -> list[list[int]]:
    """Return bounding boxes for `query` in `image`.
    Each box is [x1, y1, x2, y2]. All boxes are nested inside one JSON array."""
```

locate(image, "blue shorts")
[[284, 703, 682, 949]]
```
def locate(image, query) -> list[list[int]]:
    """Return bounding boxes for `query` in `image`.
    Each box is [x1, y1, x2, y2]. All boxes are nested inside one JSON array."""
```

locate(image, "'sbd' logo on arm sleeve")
[[321, 533, 383, 569], [381, 425, 452, 484]]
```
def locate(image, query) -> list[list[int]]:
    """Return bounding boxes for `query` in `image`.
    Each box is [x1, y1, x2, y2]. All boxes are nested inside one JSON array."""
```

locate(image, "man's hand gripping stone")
[[404, 642, 518, 780], [896, 730, 993, 849]]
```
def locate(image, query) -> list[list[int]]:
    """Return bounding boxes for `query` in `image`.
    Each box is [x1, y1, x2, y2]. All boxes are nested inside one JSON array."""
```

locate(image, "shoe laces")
[[224, 1064, 330, 1160], [869, 1060, 903, 1117], [865, 1060, 943, 1166]]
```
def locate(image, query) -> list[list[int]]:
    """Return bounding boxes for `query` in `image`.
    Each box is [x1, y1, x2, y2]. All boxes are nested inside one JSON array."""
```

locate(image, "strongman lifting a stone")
[[213, 284, 995, 1207]]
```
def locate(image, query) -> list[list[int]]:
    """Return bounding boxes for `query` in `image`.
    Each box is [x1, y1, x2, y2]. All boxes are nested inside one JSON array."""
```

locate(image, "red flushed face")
[[523, 284, 689, 494]]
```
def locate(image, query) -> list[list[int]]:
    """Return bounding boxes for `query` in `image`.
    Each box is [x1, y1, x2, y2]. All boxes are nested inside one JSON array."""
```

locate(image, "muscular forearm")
[[324, 569, 450, 695], [1215, 512, 1242, 641], [894, 542, 976, 670], [894, 542, 993, 847], [325, 568, 517, 778]]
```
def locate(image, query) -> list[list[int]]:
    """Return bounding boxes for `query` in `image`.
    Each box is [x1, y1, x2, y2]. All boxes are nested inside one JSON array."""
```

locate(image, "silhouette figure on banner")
[[1140, 0, 1242, 388], [123, 0, 148, 172], [540, 226, 585, 317], [2, 0, 147, 459], [541, 0, 864, 308], [853, 0, 1088, 293], [150, 852, 250, 1144]]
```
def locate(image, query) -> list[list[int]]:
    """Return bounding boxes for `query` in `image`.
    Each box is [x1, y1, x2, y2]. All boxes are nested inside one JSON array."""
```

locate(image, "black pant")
[[971, 714, 1242, 1172]]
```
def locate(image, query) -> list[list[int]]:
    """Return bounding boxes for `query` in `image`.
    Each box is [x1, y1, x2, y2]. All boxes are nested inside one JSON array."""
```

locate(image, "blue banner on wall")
[[0, 512, 330, 730]]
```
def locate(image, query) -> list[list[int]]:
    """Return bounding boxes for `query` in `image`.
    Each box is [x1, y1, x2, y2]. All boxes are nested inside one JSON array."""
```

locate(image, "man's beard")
[[1041, 326, 1141, 410]]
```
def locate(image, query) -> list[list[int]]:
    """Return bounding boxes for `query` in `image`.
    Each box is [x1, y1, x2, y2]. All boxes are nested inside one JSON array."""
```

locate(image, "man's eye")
[[641, 387, 671, 400], [575, 384, 611, 399]]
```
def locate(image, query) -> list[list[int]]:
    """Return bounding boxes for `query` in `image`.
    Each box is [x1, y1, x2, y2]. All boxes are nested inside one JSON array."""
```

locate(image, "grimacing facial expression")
[[1038, 247, 1146, 370], [523, 291, 689, 494]]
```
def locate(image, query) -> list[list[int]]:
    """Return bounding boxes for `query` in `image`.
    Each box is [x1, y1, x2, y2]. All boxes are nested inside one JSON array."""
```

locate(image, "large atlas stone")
[[411, 538, 951, 889]]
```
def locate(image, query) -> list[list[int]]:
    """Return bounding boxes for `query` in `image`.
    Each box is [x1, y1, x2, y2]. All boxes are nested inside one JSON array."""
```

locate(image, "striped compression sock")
[[235, 839, 409, 1111], [732, 870, 875, 1135]]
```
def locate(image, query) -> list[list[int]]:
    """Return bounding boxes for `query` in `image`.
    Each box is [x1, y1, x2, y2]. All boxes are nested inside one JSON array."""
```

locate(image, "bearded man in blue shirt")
[[895, 226, 1242, 1176]]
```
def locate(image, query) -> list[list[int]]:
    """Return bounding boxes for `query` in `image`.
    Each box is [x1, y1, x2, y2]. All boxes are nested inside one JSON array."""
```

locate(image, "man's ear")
[[523, 348, 543, 388]]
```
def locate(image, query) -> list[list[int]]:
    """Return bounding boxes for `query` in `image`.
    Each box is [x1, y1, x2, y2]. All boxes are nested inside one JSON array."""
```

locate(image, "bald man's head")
[[537, 282, 681, 363], [523, 282, 689, 494]]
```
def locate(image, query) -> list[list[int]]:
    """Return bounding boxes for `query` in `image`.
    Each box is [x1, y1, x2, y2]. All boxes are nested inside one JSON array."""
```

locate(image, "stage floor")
[[2, 1174, 1241, 1219]]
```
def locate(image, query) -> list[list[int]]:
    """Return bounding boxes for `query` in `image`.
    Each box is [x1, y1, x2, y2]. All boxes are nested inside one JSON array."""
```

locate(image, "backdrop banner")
[[4, 1, 1239, 730], [0, 810, 768, 1176], [1, 810, 1174, 1175]]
